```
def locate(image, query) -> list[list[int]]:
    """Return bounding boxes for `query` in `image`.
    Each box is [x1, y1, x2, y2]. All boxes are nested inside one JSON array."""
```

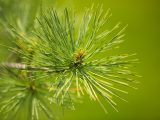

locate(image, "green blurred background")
[[0, 0, 160, 120]]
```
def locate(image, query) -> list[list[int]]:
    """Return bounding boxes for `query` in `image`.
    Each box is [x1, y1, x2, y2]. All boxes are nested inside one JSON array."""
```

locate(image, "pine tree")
[[0, 1, 139, 120]]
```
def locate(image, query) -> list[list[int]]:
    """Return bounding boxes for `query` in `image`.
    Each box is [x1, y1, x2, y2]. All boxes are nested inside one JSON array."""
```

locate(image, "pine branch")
[[0, 62, 67, 73], [0, 3, 139, 120]]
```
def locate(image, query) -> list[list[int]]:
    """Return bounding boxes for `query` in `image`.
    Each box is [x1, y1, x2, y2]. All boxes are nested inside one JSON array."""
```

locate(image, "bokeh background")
[[0, 0, 160, 120]]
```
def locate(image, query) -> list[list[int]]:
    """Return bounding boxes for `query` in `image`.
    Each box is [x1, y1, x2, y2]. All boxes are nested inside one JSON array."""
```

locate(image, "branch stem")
[[1, 62, 66, 73]]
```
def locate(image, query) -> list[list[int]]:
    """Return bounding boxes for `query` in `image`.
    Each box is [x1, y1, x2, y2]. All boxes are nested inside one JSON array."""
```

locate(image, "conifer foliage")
[[0, 1, 139, 120]]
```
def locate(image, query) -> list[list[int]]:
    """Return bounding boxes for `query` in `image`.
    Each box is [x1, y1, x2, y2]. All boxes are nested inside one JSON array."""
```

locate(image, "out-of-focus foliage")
[[0, 0, 41, 62]]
